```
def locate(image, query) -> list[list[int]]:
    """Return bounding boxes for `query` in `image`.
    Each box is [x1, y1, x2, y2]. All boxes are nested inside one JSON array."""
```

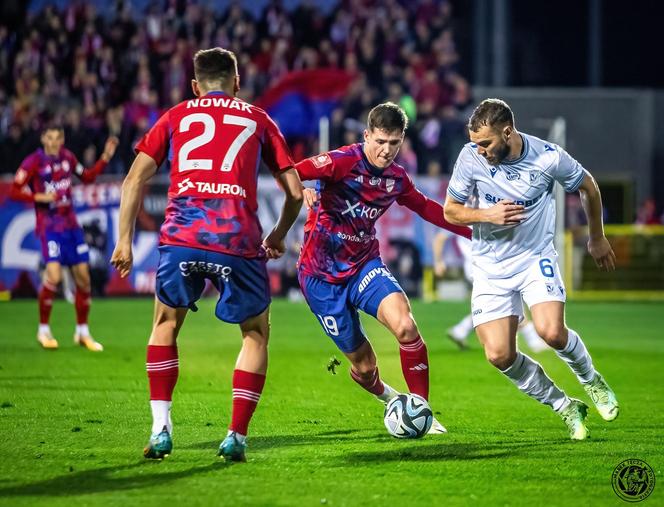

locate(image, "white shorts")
[[471, 251, 566, 327]]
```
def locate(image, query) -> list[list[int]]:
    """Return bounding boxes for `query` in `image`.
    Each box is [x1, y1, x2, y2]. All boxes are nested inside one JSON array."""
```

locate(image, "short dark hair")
[[467, 98, 514, 132], [367, 102, 408, 133], [41, 125, 64, 135], [193, 47, 238, 87]]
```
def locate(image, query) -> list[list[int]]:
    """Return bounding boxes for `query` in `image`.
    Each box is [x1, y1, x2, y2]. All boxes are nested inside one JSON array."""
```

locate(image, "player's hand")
[[262, 231, 286, 259], [434, 260, 447, 277], [110, 241, 133, 277], [102, 136, 119, 161], [303, 187, 319, 210], [587, 235, 616, 271], [485, 200, 525, 225]]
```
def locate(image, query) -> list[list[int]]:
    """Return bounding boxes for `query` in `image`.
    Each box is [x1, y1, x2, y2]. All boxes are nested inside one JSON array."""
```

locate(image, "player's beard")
[[488, 141, 511, 166]]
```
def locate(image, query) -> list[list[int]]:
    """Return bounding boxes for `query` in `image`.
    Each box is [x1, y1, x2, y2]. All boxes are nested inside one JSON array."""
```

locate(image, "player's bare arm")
[[577, 173, 616, 271], [110, 152, 158, 277], [263, 167, 303, 259], [101, 136, 120, 162], [444, 196, 524, 225]]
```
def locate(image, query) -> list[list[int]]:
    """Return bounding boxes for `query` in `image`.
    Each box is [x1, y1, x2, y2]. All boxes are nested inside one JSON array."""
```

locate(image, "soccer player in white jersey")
[[434, 231, 548, 352], [444, 98, 619, 440]]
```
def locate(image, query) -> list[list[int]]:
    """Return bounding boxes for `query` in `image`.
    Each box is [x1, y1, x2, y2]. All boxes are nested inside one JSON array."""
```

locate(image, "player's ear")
[[363, 129, 369, 142], [191, 79, 200, 97], [503, 125, 512, 141], [234, 75, 240, 95]]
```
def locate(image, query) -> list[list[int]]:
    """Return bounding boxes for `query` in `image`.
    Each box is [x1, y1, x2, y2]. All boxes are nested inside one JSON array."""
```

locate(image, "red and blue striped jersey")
[[135, 91, 294, 258], [11, 148, 106, 235], [296, 143, 471, 283]]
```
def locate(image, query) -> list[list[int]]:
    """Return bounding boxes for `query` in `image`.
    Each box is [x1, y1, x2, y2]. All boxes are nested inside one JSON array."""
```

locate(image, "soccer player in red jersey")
[[111, 48, 303, 462], [10, 126, 118, 351], [296, 102, 471, 434]]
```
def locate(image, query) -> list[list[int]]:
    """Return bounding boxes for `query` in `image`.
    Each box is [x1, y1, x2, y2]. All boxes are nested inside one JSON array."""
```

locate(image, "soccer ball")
[[384, 393, 433, 439]]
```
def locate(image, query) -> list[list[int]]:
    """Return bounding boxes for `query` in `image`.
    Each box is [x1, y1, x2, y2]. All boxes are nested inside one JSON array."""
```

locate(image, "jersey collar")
[[501, 134, 529, 166]]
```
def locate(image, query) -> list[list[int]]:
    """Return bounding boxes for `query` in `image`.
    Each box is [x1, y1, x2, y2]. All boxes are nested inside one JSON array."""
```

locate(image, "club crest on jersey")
[[369, 176, 381, 186], [178, 178, 195, 194], [312, 154, 332, 168], [385, 178, 395, 192], [504, 168, 520, 181]]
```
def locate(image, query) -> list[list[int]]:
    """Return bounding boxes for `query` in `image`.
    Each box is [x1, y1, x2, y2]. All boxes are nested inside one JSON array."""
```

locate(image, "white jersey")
[[447, 132, 587, 279]]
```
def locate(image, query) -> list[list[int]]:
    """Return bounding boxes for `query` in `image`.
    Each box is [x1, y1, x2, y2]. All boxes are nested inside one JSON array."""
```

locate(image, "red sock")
[[399, 335, 430, 400], [75, 289, 91, 325], [146, 345, 179, 401], [230, 369, 266, 436], [350, 366, 385, 396], [38, 282, 57, 325]]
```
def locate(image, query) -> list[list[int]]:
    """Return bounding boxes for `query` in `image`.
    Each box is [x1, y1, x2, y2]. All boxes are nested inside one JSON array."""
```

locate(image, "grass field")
[[0, 298, 662, 506]]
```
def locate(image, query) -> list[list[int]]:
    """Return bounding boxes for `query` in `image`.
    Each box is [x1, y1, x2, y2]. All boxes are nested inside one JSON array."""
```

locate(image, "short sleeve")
[[447, 146, 476, 203], [551, 145, 587, 193], [14, 156, 36, 186], [261, 114, 294, 174], [295, 149, 352, 182], [135, 112, 170, 165]]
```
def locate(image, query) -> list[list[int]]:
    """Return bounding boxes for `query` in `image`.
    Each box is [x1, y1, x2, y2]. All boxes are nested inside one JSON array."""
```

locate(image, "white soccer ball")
[[384, 393, 433, 439]]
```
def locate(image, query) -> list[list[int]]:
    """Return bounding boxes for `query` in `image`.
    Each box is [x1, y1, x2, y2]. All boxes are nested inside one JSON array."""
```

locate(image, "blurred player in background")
[[433, 231, 548, 352], [296, 102, 471, 434], [10, 126, 118, 351], [111, 48, 302, 462], [444, 98, 619, 440]]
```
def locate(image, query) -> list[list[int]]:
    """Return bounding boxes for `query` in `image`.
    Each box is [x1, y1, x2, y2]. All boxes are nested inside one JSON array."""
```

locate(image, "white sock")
[[377, 382, 398, 403], [555, 329, 596, 384], [501, 352, 569, 412], [227, 429, 246, 443], [38, 324, 51, 334], [451, 315, 474, 339], [76, 324, 90, 336], [150, 400, 172, 435]]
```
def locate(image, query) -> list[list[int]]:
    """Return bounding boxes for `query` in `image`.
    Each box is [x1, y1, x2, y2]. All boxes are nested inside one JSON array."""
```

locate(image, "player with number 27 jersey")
[[135, 91, 293, 258]]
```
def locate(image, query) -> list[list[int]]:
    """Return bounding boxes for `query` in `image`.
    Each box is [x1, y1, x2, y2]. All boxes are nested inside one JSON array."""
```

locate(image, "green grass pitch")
[[0, 299, 662, 506]]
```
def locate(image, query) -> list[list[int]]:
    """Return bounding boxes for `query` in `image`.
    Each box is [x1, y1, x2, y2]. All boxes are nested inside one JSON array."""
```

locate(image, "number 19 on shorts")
[[317, 314, 339, 336]]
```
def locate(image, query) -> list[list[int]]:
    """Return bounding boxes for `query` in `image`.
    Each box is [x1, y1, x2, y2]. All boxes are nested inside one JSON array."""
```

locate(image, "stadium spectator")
[[0, 1, 470, 174], [444, 98, 619, 440], [110, 47, 303, 462], [10, 125, 118, 351], [635, 197, 662, 225], [294, 102, 471, 435]]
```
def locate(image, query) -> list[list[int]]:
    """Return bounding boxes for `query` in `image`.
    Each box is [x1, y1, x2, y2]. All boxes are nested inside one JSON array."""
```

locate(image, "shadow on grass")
[[180, 428, 371, 451], [0, 460, 227, 498], [183, 430, 573, 463]]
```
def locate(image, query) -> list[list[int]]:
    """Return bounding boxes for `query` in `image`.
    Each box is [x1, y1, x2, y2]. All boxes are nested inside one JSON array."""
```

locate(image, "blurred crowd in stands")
[[0, 0, 471, 176]]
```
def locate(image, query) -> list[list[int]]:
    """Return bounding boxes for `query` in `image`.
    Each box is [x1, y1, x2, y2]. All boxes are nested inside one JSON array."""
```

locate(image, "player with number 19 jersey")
[[135, 91, 294, 258]]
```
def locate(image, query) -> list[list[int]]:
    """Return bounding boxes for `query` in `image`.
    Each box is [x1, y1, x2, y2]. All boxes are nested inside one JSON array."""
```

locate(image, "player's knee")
[[536, 324, 566, 347], [45, 275, 61, 287], [485, 349, 515, 370], [394, 316, 419, 342]]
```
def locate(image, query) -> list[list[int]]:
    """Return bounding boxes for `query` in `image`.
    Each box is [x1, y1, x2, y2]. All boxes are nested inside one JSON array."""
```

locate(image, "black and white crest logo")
[[612, 459, 655, 503], [530, 171, 540, 183]]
